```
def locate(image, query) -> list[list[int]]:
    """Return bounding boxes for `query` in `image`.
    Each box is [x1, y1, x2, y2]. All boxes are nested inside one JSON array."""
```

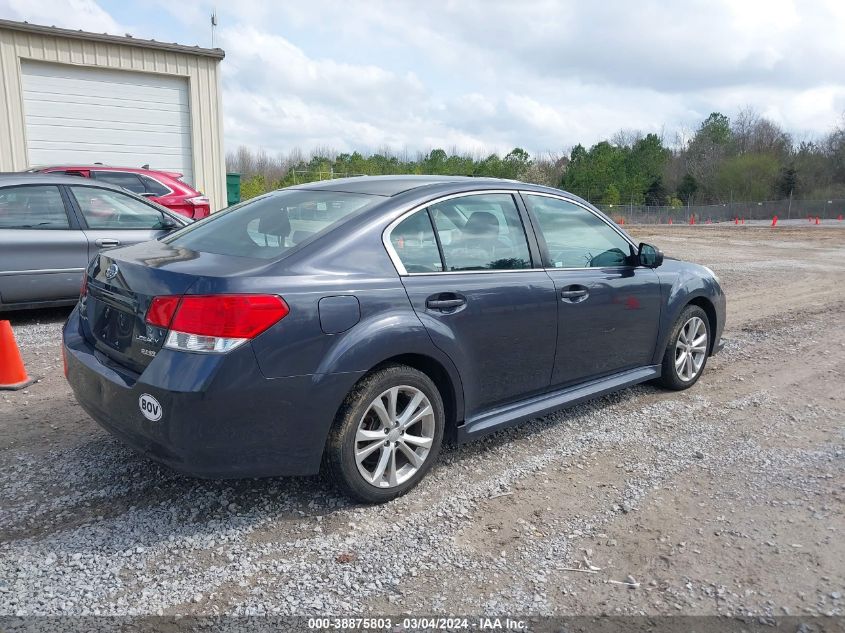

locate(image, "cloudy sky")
[[2, 0, 844, 156]]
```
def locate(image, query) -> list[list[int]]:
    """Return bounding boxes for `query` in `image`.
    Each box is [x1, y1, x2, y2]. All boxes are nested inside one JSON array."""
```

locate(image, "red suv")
[[33, 165, 211, 219]]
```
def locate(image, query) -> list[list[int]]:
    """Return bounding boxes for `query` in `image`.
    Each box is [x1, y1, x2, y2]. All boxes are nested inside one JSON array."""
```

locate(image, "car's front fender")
[[652, 259, 726, 364]]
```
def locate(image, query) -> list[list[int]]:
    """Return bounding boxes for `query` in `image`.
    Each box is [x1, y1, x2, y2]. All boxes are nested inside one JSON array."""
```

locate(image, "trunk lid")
[[81, 240, 271, 373]]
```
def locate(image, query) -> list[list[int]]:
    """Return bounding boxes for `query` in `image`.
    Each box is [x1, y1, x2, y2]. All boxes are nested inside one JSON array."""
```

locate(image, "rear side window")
[[164, 190, 379, 259], [0, 185, 69, 229], [430, 194, 532, 271], [93, 171, 146, 194], [139, 175, 171, 196], [390, 210, 443, 273]]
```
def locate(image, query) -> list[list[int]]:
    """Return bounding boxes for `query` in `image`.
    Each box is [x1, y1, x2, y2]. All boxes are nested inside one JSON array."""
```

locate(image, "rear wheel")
[[655, 305, 711, 390], [326, 365, 444, 503]]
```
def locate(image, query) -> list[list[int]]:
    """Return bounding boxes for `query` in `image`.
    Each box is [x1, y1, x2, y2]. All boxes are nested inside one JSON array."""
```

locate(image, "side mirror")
[[638, 242, 663, 268], [158, 216, 179, 230]]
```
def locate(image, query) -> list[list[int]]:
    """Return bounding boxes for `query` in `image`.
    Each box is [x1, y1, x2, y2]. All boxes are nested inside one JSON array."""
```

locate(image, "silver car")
[[0, 174, 188, 311]]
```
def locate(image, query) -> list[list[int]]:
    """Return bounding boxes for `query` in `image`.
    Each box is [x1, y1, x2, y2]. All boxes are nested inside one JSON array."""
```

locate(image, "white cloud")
[[2, 0, 844, 155], [0, 0, 121, 33]]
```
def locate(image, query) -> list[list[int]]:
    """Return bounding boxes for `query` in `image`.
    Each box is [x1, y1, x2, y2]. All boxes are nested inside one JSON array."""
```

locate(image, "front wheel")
[[655, 305, 711, 390], [325, 365, 445, 503]]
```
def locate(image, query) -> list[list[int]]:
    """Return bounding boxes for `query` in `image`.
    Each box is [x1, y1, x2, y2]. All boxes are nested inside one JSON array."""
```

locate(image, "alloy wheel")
[[675, 316, 708, 382], [354, 385, 435, 488]]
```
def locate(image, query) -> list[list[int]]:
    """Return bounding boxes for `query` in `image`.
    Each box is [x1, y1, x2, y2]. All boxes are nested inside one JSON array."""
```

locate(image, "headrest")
[[258, 211, 291, 238], [464, 211, 499, 237]]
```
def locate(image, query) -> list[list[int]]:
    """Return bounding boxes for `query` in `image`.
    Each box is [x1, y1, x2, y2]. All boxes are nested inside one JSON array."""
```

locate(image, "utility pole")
[[787, 189, 793, 219], [211, 10, 218, 48]]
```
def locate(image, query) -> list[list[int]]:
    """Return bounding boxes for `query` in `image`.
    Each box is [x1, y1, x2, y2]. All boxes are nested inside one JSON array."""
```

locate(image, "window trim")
[[383, 190, 542, 276], [0, 183, 74, 230], [518, 191, 638, 271]]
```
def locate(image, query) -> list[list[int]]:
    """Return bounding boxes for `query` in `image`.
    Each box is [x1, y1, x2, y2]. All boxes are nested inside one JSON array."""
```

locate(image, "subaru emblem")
[[105, 263, 119, 280]]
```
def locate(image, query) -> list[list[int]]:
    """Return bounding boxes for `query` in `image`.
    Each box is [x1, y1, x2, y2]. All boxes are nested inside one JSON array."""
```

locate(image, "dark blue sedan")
[[63, 176, 725, 502]]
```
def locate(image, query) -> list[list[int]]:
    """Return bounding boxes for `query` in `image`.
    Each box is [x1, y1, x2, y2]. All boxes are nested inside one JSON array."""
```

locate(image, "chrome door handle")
[[560, 285, 589, 303], [95, 238, 120, 247], [426, 298, 466, 310]]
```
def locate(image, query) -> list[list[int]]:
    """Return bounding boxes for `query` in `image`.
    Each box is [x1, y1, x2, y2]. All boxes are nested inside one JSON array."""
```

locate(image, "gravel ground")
[[0, 225, 843, 618]]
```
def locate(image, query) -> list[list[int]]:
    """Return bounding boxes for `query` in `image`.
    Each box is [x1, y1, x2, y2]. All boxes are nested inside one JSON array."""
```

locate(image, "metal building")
[[0, 19, 227, 210]]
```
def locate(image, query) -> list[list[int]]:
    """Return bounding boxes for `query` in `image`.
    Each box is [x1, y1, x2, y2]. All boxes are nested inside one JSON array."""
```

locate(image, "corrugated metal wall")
[[0, 26, 226, 211]]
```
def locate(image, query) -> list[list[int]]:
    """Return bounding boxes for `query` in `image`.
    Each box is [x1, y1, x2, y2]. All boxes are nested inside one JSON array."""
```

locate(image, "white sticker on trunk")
[[139, 393, 163, 422]]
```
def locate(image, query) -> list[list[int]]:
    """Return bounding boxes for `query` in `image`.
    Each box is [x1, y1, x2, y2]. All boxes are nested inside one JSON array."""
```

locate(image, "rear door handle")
[[95, 238, 120, 247], [426, 296, 467, 311]]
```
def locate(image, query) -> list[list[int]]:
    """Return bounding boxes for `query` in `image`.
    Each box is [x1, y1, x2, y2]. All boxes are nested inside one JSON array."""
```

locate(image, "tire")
[[655, 305, 711, 390], [325, 364, 445, 503]]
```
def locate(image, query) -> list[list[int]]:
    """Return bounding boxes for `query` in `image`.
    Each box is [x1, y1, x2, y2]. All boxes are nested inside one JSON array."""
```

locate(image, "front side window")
[[0, 185, 69, 229], [390, 210, 443, 273], [93, 171, 146, 194], [165, 190, 379, 259], [70, 186, 171, 229], [524, 194, 633, 268], [430, 194, 531, 271]]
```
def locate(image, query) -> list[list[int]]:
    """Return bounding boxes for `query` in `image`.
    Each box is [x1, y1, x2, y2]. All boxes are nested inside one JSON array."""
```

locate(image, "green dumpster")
[[226, 173, 241, 207]]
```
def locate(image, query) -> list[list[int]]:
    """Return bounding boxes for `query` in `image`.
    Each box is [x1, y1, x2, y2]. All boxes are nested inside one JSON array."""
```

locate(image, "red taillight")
[[186, 195, 209, 206], [146, 296, 181, 328], [173, 295, 289, 338], [146, 294, 289, 339], [80, 273, 89, 297]]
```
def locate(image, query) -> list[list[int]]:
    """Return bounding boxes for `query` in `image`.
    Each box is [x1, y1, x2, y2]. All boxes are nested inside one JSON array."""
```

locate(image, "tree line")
[[226, 108, 845, 205]]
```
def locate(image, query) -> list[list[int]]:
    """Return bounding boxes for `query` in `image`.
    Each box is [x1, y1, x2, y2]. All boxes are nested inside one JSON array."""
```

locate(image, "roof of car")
[[0, 172, 150, 190], [35, 165, 183, 177], [288, 175, 525, 197]]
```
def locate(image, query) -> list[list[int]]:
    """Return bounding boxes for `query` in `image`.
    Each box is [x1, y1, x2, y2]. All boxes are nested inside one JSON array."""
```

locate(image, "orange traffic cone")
[[815, 216, 820, 225], [0, 320, 34, 390], [771, 216, 778, 227]]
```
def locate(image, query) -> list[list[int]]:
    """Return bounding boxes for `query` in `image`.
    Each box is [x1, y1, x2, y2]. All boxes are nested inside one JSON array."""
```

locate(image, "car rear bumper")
[[63, 307, 359, 478]]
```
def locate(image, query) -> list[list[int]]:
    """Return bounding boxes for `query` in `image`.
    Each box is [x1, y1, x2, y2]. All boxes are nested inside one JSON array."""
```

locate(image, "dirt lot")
[[1, 225, 843, 618]]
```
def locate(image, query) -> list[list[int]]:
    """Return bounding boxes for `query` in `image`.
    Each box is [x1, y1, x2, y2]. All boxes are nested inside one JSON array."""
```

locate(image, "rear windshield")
[[163, 189, 380, 259]]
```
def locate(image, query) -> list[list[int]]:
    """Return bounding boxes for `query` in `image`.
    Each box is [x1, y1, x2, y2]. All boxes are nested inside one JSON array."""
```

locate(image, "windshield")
[[163, 189, 380, 259]]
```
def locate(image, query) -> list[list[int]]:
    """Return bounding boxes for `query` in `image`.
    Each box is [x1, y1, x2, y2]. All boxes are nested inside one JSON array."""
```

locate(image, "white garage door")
[[20, 60, 194, 185]]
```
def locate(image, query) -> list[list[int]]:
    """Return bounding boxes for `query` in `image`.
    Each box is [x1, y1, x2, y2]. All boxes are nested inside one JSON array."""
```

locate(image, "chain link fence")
[[594, 199, 845, 224]]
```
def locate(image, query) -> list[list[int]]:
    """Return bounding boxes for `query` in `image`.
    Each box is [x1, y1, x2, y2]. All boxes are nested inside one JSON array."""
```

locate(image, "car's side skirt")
[[458, 365, 662, 442], [0, 297, 78, 312]]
